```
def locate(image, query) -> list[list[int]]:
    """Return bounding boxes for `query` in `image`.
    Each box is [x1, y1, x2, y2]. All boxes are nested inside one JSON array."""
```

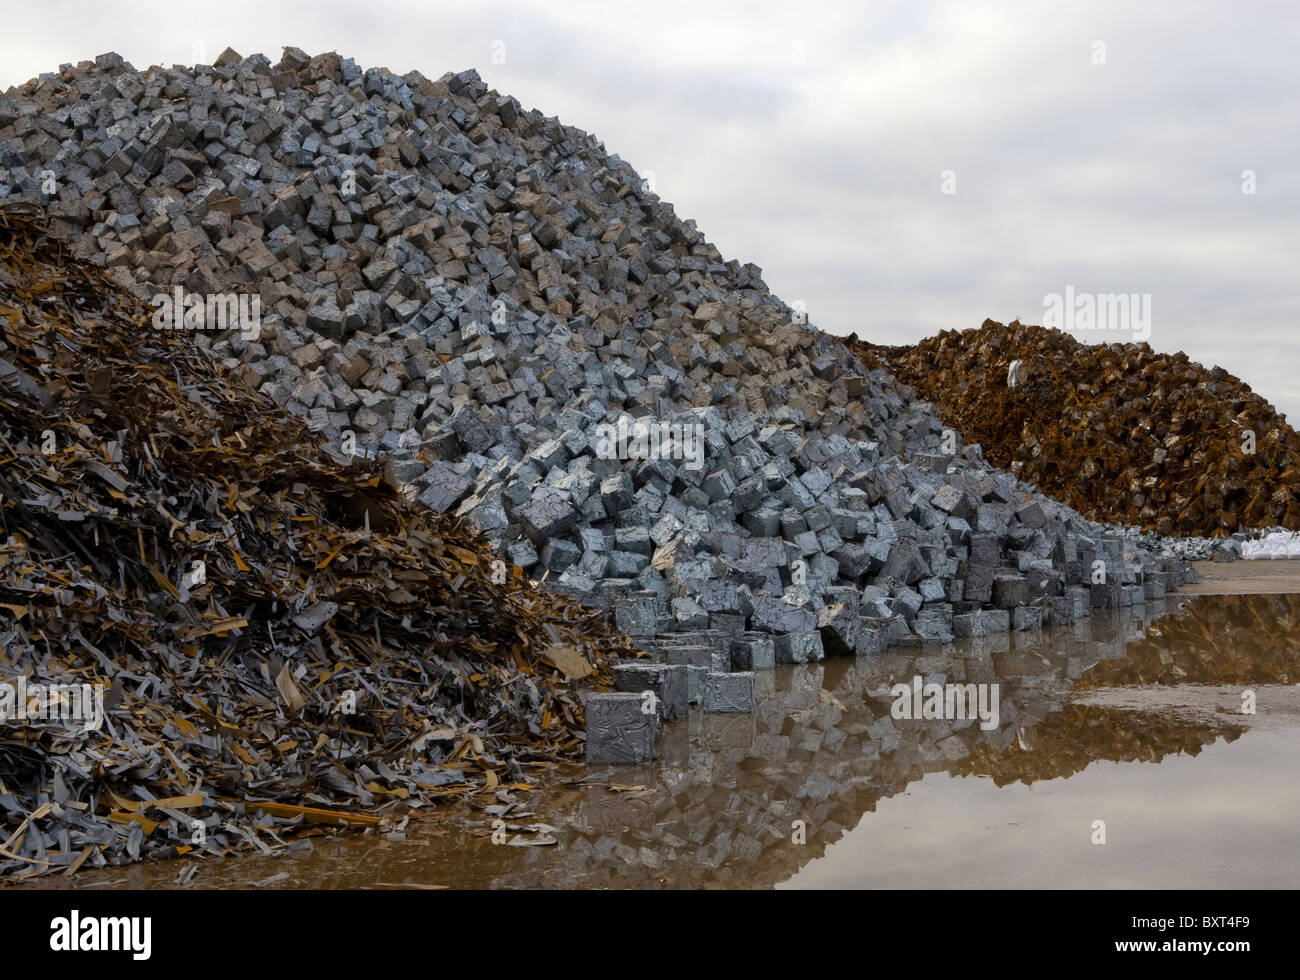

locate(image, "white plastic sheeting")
[[1241, 532, 1300, 559]]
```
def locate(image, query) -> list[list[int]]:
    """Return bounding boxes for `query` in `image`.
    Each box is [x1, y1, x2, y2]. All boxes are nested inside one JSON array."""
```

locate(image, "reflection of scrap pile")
[[1075, 594, 1300, 687], [501, 604, 1233, 889], [951, 703, 1244, 787]]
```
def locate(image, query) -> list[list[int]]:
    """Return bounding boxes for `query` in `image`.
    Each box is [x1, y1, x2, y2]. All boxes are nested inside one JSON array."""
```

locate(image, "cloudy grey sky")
[[6, 1, 1299, 418]]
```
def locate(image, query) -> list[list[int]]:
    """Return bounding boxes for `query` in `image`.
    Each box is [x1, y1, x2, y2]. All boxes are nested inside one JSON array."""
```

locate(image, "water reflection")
[[30, 594, 1300, 890], [1074, 594, 1300, 687]]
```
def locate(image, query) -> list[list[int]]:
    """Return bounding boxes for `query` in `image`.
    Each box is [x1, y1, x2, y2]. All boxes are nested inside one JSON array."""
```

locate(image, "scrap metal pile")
[[0, 49, 1227, 872], [0, 205, 636, 878], [848, 320, 1300, 537], [0, 52, 1200, 675]]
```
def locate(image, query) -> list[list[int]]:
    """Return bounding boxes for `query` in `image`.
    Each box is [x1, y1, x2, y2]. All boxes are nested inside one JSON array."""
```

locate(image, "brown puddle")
[[15, 594, 1300, 890]]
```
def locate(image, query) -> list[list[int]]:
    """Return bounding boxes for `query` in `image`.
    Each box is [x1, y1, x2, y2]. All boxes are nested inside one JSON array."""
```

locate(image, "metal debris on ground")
[[0, 207, 638, 878]]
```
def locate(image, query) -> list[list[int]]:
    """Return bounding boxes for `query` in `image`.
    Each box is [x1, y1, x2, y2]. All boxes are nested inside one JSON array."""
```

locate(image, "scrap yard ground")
[[1185, 561, 1300, 595]]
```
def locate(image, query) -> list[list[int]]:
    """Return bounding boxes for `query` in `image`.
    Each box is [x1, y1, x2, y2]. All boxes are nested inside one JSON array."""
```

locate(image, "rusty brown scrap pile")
[[0, 206, 633, 877], [846, 319, 1300, 537]]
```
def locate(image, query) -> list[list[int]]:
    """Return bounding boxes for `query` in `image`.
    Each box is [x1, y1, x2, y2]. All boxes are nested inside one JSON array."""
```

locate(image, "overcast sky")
[[6, 1, 1299, 418]]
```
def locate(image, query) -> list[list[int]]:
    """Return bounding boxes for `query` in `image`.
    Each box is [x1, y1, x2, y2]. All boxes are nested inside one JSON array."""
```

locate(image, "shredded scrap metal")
[[847, 320, 1300, 537], [0, 206, 636, 878]]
